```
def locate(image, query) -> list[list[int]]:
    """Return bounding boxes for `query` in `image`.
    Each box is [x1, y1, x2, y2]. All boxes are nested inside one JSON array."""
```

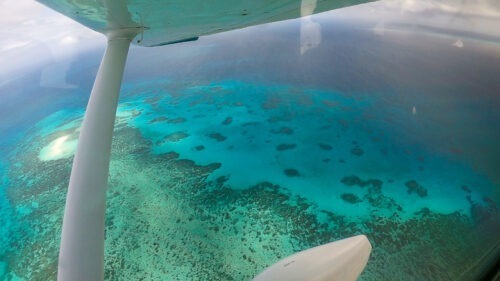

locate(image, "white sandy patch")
[[39, 135, 77, 161]]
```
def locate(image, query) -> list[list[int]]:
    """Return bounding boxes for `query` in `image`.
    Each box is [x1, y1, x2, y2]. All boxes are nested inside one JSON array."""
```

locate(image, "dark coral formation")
[[341, 175, 364, 186], [241, 122, 259, 127], [405, 180, 428, 197], [350, 147, 364, 156], [149, 116, 186, 124], [340, 175, 402, 212], [207, 132, 227, 142], [470, 197, 498, 223], [283, 169, 300, 177], [261, 96, 282, 110], [267, 114, 294, 123], [461, 185, 471, 193], [276, 144, 296, 151], [167, 117, 187, 124], [270, 127, 294, 135], [318, 143, 333, 151], [341, 175, 382, 189], [341, 193, 362, 204], [149, 116, 168, 124], [156, 131, 189, 144], [222, 117, 233, 125]]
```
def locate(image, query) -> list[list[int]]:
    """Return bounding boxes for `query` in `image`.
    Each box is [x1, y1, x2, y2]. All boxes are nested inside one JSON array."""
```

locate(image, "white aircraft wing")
[[36, 0, 374, 46]]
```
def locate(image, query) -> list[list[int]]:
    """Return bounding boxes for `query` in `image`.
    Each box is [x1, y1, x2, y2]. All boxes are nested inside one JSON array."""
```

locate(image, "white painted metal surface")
[[253, 235, 372, 281], [57, 29, 137, 281], [37, 0, 373, 46]]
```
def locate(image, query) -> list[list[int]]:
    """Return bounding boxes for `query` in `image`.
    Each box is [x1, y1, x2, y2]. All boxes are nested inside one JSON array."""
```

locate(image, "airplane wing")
[[36, 0, 374, 46], [253, 235, 372, 281]]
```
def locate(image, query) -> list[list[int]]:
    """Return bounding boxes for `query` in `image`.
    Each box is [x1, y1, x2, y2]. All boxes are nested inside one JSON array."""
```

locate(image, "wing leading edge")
[[36, 0, 374, 46]]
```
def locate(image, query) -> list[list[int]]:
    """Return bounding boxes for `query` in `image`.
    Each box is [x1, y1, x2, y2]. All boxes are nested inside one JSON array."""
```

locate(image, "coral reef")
[[156, 131, 189, 144], [270, 127, 294, 135], [405, 180, 428, 197], [341, 193, 362, 204], [149, 116, 168, 124], [318, 143, 333, 151], [283, 169, 300, 177], [340, 175, 382, 189], [276, 144, 296, 151], [149, 116, 187, 124], [350, 146, 364, 156], [207, 133, 227, 142], [5, 123, 499, 281], [222, 117, 233, 125]]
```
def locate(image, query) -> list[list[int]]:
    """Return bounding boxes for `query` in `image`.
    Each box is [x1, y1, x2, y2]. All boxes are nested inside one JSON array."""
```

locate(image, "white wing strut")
[[253, 235, 372, 281], [57, 29, 138, 281]]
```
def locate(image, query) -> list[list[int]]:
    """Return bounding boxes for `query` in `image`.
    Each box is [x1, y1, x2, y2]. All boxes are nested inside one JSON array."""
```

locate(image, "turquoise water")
[[2, 77, 499, 280], [1, 16, 500, 281]]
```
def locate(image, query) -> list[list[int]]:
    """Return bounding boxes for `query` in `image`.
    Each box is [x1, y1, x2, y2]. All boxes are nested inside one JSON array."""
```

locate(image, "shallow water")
[[1, 15, 499, 281]]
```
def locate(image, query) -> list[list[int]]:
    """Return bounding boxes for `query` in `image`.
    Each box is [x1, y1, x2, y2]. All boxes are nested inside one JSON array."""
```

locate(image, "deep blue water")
[[1, 16, 499, 281]]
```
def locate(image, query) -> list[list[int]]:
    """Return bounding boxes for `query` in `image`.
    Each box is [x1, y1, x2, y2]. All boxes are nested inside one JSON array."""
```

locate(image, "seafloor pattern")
[[2, 80, 499, 280]]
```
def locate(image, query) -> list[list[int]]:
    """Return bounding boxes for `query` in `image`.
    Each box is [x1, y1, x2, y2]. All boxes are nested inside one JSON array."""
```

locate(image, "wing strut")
[[57, 28, 138, 281]]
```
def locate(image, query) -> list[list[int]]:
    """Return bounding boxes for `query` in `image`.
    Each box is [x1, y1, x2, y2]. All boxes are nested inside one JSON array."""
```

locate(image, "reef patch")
[[207, 133, 227, 142], [350, 146, 364, 156], [405, 180, 428, 197], [341, 175, 382, 189], [341, 193, 362, 204], [156, 131, 189, 144], [276, 144, 296, 151], [270, 127, 294, 135], [318, 143, 333, 151], [222, 117, 233, 125], [284, 169, 300, 177]]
